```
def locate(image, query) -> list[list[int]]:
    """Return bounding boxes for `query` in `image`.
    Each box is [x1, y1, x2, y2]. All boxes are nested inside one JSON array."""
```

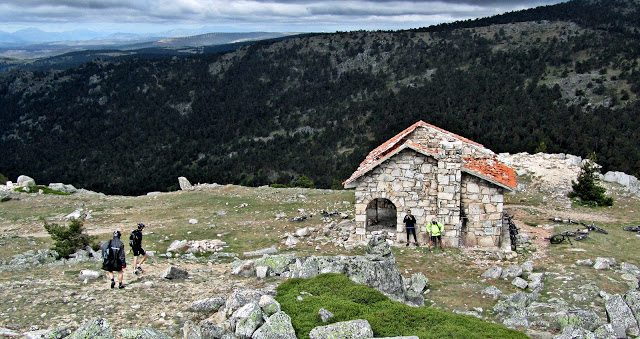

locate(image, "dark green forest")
[[1, 0, 640, 195]]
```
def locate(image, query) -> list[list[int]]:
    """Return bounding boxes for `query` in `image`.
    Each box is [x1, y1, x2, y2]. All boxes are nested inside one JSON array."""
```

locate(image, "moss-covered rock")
[[119, 327, 171, 339], [69, 318, 114, 339]]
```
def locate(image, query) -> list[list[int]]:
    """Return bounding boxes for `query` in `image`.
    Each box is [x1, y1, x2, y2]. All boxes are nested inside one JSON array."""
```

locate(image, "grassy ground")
[[0, 184, 639, 337]]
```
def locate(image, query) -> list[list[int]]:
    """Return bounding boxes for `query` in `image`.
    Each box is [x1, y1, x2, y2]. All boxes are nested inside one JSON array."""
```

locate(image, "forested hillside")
[[1, 0, 640, 195]]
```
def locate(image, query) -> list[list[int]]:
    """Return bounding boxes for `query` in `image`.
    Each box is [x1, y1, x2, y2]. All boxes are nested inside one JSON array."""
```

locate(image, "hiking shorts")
[[431, 235, 442, 242], [132, 246, 146, 256]]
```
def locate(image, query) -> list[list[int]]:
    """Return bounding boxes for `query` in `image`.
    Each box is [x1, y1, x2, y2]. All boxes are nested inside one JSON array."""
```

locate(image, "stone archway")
[[365, 198, 397, 232]]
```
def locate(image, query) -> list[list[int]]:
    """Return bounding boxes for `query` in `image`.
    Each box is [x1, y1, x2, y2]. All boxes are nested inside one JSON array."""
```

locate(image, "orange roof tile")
[[343, 121, 516, 191], [462, 156, 517, 191]]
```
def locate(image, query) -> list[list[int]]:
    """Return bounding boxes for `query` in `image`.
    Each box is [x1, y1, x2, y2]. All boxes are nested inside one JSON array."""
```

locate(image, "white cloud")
[[0, 0, 566, 33]]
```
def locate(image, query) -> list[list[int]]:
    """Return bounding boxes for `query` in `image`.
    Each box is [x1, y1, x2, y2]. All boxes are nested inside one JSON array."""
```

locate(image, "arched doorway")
[[365, 198, 397, 232]]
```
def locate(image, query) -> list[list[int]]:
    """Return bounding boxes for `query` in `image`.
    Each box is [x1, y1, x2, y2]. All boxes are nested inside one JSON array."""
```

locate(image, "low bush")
[[275, 273, 527, 339], [43, 215, 96, 258]]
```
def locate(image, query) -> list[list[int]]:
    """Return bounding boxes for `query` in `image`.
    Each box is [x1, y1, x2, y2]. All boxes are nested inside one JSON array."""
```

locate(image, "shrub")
[[0, 173, 7, 185], [276, 273, 527, 339], [43, 215, 96, 258], [270, 183, 288, 188], [568, 153, 613, 206], [14, 185, 70, 195], [292, 175, 314, 188]]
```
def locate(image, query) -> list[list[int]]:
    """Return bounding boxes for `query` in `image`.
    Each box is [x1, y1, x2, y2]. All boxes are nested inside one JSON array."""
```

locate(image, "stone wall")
[[460, 174, 505, 247]]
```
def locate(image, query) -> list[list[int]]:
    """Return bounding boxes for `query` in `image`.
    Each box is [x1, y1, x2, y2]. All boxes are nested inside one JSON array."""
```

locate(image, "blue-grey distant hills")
[[0, 29, 297, 60]]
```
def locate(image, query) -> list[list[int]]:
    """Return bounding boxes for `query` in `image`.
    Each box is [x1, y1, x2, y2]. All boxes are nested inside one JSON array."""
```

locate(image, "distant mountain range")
[[1, 0, 639, 195], [0, 29, 296, 60]]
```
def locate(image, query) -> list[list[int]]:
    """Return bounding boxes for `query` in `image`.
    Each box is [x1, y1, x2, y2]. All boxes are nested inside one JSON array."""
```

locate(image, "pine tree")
[[568, 153, 613, 206]]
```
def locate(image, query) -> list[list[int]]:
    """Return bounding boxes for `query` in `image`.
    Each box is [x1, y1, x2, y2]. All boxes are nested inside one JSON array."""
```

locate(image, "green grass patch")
[[275, 273, 527, 339], [13, 185, 70, 195]]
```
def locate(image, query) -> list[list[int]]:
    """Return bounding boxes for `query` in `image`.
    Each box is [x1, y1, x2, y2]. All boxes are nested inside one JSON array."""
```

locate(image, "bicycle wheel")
[[574, 234, 588, 241], [510, 235, 517, 251], [549, 234, 565, 244]]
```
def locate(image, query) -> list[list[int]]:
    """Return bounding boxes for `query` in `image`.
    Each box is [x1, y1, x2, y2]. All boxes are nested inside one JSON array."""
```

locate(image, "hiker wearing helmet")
[[130, 222, 148, 275], [101, 229, 126, 289]]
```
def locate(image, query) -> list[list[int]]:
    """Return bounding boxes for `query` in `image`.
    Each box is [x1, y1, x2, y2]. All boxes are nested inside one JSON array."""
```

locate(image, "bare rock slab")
[[309, 319, 373, 339]]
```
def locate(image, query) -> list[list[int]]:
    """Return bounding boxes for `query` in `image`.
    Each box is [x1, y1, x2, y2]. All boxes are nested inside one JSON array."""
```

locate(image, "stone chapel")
[[343, 121, 517, 248]]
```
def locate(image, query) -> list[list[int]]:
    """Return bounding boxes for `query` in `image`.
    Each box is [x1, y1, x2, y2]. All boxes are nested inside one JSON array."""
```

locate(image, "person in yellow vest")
[[427, 218, 445, 251]]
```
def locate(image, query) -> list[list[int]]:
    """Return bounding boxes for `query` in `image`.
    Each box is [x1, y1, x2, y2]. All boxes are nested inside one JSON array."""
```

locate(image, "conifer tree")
[[568, 153, 613, 206]]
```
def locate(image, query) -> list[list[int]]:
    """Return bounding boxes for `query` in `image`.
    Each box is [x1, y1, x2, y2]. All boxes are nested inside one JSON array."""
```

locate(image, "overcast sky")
[[0, 0, 567, 34]]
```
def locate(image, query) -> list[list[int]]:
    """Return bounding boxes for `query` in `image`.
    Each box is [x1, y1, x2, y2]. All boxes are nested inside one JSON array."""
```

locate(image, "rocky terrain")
[[0, 152, 639, 338]]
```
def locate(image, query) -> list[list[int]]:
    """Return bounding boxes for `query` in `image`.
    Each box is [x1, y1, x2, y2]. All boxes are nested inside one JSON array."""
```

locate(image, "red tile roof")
[[343, 121, 516, 191], [462, 156, 517, 191]]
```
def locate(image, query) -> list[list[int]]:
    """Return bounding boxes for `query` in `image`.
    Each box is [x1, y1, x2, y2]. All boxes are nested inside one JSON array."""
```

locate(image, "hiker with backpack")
[[102, 230, 127, 289], [130, 222, 148, 275]]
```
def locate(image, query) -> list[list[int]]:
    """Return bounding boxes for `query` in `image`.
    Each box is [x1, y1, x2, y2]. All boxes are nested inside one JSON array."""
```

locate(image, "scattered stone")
[[521, 261, 534, 274], [233, 302, 265, 338], [17, 175, 36, 187], [178, 177, 193, 191], [0, 327, 19, 337], [259, 295, 281, 316], [167, 239, 227, 253], [69, 318, 113, 339], [554, 309, 603, 332], [77, 270, 100, 282], [252, 311, 297, 339], [593, 324, 618, 338], [319, 308, 334, 323], [284, 236, 299, 247], [594, 258, 612, 270], [295, 227, 311, 237], [308, 319, 373, 339], [188, 219, 198, 224], [243, 246, 277, 257], [604, 294, 639, 337], [481, 266, 503, 279], [231, 260, 255, 277], [253, 254, 297, 276], [23, 327, 72, 339], [512, 277, 528, 290], [554, 324, 595, 339], [188, 296, 227, 313], [119, 327, 171, 339], [182, 320, 201, 339], [161, 266, 188, 280], [256, 266, 269, 279], [621, 262, 640, 275], [576, 259, 594, 266], [481, 286, 503, 300], [407, 272, 429, 294], [528, 273, 545, 291], [503, 265, 523, 279]]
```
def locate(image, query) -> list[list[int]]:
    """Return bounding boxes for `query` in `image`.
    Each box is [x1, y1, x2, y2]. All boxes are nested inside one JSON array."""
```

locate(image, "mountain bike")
[[546, 230, 588, 244], [623, 226, 640, 232], [503, 213, 518, 251], [579, 221, 608, 234]]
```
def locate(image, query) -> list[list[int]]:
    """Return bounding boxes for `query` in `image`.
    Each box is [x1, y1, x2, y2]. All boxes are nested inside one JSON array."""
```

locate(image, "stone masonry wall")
[[460, 174, 505, 247], [354, 149, 437, 244]]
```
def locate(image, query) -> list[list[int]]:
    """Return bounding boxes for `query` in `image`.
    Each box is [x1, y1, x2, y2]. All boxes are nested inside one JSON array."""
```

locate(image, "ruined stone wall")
[[460, 174, 505, 247]]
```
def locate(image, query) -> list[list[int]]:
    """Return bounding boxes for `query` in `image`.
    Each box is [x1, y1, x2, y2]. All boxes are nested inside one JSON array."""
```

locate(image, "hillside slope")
[[1, 0, 640, 195]]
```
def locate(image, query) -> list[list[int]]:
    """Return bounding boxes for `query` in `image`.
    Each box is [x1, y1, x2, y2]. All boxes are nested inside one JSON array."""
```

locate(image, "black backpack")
[[129, 230, 141, 248], [102, 240, 116, 266]]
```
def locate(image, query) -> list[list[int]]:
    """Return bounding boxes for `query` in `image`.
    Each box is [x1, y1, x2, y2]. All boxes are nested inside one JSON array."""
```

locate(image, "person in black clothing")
[[102, 230, 126, 289], [131, 222, 148, 275], [403, 209, 418, 246]]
